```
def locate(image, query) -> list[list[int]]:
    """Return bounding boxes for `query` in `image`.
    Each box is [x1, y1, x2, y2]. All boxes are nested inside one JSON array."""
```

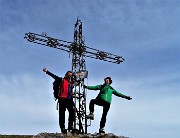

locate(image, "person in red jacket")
[[43, 67, 75, 134]]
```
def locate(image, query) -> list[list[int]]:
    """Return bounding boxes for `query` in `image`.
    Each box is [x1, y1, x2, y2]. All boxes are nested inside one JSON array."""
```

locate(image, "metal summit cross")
[[24, 18, 125, 134]]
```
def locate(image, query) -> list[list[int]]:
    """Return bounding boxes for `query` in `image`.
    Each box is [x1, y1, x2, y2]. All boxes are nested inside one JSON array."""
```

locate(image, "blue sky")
[[0, 0, 180, 138]]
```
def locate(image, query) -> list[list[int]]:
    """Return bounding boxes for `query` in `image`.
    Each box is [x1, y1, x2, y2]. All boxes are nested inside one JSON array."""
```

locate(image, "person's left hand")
[[126, 96, 132, 100]]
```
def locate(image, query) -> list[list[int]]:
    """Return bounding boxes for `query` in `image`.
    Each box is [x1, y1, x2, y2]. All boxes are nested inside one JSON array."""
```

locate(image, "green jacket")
[[87, 84, 128, 104]]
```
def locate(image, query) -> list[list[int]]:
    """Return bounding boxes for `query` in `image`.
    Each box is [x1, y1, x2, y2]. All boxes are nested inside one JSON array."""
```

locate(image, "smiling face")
[[65, 71, 73, 78], [105, 78, 110, 84], [104, 77, 112, 84]]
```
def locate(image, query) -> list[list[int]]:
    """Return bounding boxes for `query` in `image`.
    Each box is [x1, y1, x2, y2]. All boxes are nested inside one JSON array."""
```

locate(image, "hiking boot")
[[68, 126, 73, 130], [68, 125, 75, 132], [99, 128, 105, 133], [86, 113, 94, 120], [61, 128, 67, 134]]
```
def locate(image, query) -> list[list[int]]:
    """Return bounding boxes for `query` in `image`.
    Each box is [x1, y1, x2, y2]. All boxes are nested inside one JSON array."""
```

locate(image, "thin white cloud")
[[0, 73, 59, 134], [0, 0, 180, 138]]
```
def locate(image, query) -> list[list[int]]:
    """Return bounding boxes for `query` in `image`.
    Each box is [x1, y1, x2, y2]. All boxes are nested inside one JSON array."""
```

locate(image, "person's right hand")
[[83, 85, 87, 89], [43, 67, 47, 72]]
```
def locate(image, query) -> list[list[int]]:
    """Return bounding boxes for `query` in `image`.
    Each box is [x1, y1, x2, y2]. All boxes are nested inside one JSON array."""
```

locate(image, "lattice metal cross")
[[24, 18, 125, 134]]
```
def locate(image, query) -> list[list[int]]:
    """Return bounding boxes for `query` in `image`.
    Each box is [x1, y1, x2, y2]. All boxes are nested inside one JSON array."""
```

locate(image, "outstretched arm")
[[113, 89, 132, 100], [43, 67, 60, 80], [84, 85, 101, 90]]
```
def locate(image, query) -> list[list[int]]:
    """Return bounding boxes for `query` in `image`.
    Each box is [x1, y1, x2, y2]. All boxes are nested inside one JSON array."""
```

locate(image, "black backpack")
[[53, 78, 62, 100]]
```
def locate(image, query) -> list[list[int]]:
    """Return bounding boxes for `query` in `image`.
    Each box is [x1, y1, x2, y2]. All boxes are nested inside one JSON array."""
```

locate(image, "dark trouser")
[[58, 98, 75, 130], [89, 99, 110, 129]]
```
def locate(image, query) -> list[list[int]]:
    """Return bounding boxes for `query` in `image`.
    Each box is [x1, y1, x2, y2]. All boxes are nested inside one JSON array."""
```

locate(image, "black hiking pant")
[[58, 98, 75, 130], [89, 99, 110, 129]]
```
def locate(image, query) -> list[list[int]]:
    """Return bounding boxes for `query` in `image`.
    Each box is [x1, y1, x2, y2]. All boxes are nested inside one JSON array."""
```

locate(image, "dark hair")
[[65, 71, 72, 77], [104, 77, 112, 84]]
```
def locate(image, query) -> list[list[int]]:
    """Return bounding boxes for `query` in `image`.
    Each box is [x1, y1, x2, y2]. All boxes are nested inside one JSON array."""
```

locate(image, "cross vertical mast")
[[71, 18, 87, 133]]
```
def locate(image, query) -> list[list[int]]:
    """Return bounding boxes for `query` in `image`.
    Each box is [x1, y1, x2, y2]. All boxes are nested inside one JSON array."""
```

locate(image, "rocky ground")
[[0, 132, 129, 138], [33, 132, 128, 138]]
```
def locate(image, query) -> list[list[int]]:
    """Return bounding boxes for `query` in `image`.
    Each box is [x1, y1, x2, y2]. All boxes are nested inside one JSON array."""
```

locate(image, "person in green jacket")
[[84, 77, 132, 133]]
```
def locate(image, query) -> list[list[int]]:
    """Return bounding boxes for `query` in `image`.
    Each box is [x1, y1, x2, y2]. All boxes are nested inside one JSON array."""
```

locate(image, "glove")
[[126, 96, 132, 100], [84, 85, 87, 89]]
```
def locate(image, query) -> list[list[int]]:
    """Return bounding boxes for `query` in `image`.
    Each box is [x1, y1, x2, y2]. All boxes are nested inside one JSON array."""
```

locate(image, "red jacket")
[[46, 71, 74, 99], [59, 77, 73, 99]]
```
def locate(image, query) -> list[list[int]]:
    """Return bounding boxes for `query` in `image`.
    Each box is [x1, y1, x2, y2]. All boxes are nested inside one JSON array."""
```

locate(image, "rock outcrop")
[[32, 132, 129, 138]]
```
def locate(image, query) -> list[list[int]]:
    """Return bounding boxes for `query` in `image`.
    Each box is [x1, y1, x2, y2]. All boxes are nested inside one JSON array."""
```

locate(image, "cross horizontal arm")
[[83, 45, 125, 64], [24, 32, 71, 53], [24, 32, 125, 64]]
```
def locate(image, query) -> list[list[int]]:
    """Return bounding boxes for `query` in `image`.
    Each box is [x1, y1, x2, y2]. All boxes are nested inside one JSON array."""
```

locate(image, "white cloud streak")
[[0, 0, 180, 138]]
